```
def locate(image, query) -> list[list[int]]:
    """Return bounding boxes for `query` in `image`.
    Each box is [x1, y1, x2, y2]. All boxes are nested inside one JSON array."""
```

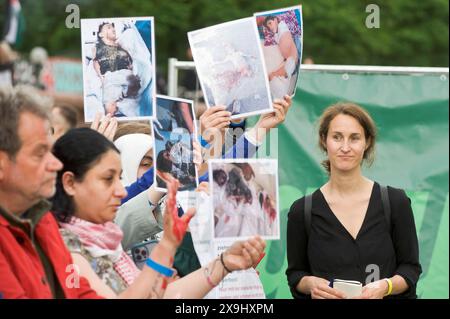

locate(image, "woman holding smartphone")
[[286, 102, 422, 299]]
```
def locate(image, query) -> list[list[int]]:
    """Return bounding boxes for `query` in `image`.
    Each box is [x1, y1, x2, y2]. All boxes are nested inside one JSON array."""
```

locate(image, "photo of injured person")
[[153, 95, 198, 192], [81, 17, 155, 122], [188, 17, 273, 120], [255, 6, 303, 100], [209, 159, 279, 240]]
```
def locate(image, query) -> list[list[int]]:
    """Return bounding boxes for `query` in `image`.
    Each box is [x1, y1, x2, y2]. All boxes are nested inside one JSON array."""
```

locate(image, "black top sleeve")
[[388, 186, 422, 297], [286, 197, 311, 299]]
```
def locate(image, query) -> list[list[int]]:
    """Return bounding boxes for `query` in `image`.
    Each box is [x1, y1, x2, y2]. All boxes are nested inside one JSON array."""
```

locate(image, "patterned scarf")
[[59, 217, 140, 286]]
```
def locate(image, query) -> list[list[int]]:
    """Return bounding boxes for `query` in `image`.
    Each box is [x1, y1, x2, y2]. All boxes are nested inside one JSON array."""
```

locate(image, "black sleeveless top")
[[286, 182, 422, 299]]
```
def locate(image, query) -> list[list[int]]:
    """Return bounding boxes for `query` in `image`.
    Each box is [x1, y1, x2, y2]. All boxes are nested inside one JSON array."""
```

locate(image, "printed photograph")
[[153, 95, 198, 191], [81, 17, 156, 122], [188, 18, 273, 119], [255, 6, 303, 99], [209, 159, 279, 240]]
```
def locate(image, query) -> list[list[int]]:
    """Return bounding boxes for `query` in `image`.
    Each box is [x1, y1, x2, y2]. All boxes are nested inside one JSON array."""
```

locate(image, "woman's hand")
[[199, 105, 231, 143], [221, 236, 266, 273], [246, 95, 292, 145], [353, 280, 388, 299], [303, 276, 346, 299], [255, 95, 292, 130], [90, 112, 118, 141], [160, 179, 195, 252]]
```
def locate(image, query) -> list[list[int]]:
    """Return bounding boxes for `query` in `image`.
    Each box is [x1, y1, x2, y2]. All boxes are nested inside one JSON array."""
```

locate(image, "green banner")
[[257, 70, 449, 299]]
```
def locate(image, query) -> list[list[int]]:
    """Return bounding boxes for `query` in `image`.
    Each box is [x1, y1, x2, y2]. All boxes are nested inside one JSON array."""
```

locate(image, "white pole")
[[168, 58, 179, 97]]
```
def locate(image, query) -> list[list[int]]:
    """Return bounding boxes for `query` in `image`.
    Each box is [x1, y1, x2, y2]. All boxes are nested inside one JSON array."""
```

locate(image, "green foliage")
[[1, 0, 448, 78]]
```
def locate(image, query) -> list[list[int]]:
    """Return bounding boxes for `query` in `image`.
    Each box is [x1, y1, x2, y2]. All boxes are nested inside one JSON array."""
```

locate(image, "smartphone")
[[130, 239, 159, 270]]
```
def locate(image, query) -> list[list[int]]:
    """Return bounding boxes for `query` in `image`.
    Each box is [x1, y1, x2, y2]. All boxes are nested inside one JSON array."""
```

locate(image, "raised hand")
[[90, 112, 118, 141], [199, 105, 231, 143], [162, 179, 195, 247], [246, 95, 292, 145], [256, 95, 292, 130]]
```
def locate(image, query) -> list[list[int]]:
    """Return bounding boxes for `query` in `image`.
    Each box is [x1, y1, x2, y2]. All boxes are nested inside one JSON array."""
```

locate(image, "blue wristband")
[[145, 258, 175, 277], [199, 136, 211, 149]]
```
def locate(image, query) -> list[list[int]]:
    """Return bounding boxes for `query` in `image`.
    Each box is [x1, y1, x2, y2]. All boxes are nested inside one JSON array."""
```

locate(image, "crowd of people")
[[0, 81, 422, 299], [0, 19, 423, 297], [0, 0, 427, 300], [0, 85, 290, 298]]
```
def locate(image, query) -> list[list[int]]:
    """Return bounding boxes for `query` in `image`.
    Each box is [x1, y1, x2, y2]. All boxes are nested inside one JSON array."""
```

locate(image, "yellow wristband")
[[383, 278, 393, 296]]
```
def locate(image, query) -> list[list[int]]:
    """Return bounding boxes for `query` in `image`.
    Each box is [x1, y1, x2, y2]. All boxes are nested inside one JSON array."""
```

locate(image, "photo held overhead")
[[254, 5, 303, 100], [188, 18, 273, 120], [81, 17, 156, 122], [153, 94, 198, 192], [1, 0, 446, 304]]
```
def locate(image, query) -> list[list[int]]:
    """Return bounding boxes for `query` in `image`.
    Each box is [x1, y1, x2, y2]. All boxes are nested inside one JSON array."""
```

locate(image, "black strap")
[[304, 194, 312, 238], [380, 185, 392, 234]]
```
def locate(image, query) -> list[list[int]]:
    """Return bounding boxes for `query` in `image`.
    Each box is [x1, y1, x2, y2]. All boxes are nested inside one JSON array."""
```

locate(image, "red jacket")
[[0, 206, 102, 299]]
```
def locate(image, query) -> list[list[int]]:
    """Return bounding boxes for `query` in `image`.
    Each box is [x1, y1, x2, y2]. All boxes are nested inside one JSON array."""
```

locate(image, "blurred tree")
[[1, 0, 448, 79]]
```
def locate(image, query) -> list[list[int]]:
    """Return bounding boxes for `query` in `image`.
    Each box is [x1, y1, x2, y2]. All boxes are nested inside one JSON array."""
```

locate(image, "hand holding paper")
[[246, 95, 292, 145], [256, 95, 292, 129], [333, 279, 363, 299], [199, 105, 232, 142], [352, 279, 389, 299], [90, 112, 118, 141], [302, 276, 346, 299]]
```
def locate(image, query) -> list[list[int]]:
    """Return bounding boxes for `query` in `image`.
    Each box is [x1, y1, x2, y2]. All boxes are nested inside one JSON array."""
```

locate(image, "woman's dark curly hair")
[[50, 128, 119, 223]]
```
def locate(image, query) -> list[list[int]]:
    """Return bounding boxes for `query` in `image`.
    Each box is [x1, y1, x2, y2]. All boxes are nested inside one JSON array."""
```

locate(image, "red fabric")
[[0, 212, 103, 299]]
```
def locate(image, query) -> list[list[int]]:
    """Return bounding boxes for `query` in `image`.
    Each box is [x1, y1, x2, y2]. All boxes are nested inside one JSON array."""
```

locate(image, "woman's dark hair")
[[318, 102, 377, 174], [50, 128, 119, 223]]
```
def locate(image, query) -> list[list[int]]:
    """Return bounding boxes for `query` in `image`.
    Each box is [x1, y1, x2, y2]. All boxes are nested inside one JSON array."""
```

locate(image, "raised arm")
[[71, 179, 194, 299], [164, 236, 266, 298]]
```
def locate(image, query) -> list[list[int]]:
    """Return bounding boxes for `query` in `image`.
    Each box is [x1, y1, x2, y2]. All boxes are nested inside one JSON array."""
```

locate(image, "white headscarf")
[[114, 133, 153, 187]]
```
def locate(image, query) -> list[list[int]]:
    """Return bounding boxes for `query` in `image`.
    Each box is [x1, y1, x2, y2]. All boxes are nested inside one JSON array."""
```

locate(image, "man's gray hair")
[[0, 85, 52, 159]]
